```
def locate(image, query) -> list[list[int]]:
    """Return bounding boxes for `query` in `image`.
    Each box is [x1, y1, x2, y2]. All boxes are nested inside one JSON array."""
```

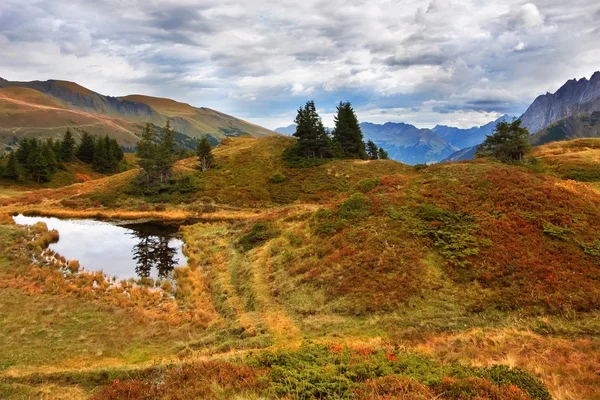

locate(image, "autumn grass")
[[3, 136, 600, 398]]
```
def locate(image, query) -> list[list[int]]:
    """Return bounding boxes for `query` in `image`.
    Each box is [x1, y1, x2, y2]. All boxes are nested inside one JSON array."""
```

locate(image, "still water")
[[13, 215, 187, 280]]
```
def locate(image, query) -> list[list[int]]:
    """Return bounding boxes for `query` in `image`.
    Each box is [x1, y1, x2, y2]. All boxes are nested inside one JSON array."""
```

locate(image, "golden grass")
[[408, 328, 600, 400]]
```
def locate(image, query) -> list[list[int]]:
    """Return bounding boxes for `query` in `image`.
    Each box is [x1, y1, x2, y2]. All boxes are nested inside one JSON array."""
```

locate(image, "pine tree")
[[42, 141, 58, 173], [293, 101, 329, 158], [377, 148, 389, 160], [366, 140, 378, 160], [27, 149, 51, 183], [3, 151, 21, 180], [333, 102, 366, 159], [77, 132, 96, 164], [196, 137, 213, 172], [137, 123, 157, 180], [476, 120, 531, 163], [156, 120, 176, 182], [60, 129, 76, 162], [16, 138, 35, 165], [93, 136, 109, 172]]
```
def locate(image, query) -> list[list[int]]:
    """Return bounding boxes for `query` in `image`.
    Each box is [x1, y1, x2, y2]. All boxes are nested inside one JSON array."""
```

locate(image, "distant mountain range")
[[0, 78, 274, 151], [276, 114, 513, 165], [444, 71, 600, 162]]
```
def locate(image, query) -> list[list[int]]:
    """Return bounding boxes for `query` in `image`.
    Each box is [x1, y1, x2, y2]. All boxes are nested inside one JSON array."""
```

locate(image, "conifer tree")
[[42, 141, 58, 173], [60, 129, 76, 162], [16, 138, 35, 165], [77, 132, 96, 164], [156, 120, 176, 182], [293, 101, 329, 158], [27, 149, 51, 183], [3, 151, 21, 180], [366, 140, 378, 160], [332, 102, 366, 159], [196, 137, 214, 172], [92, 136, 109, 172], [137, 123, 157, 180], [377, 148, 389, 160], [476, 120, 531, 163]]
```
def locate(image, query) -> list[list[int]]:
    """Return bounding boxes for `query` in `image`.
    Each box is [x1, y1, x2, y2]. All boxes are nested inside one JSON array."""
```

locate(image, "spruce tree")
[[16, 138, 35, 165], [196, 137, 213, 172], [137, 123, 157, 180], [77, 132, 96, 164], [377, 148, 389, 160], [476, 120, 531, 163], [293, 101, 329, 158], [27, 150, 51, 183], [3, 151, 21, 180], [60, 129, 76, 162], [156, 120, 176, 182], [366, 140, 378, 160], [42, 141, 58, 173], [92, 136, 109, 172], [333, 102, 366, 159]]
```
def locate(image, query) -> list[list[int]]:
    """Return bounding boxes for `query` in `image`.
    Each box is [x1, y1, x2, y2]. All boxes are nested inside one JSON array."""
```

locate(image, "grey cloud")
[[0, 0, 599, 129]]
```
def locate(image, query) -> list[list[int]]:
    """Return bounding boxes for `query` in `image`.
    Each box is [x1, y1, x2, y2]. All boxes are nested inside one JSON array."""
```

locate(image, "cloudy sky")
[[1, 0, 599, 129]]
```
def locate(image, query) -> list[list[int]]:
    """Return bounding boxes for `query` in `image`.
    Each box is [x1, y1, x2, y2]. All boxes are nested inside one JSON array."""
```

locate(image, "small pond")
[[13, 215, 188, 281]]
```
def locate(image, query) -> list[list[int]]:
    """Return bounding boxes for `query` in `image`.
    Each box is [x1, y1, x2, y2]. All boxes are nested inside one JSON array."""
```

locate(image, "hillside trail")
[[252, 244, 302, 348]]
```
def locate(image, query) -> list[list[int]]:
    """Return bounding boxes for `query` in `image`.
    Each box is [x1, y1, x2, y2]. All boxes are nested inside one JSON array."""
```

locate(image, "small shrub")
[[413, 163, 428, 171], [355, 178, 379, 193], [476, 365, 551, 400], [542, 222, 573, 240], [338, 193, 371, 220], [239, 223, 279, 252], [271, 171, 286, 183]]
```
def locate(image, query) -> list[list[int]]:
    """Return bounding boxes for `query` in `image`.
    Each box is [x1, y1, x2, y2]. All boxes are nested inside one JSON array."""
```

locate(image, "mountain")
[[530, 111, 600, 146], [432, 114, 514, 149], [360, 122, 458, 164], [441, 146, 478, 162], [520, 71, 600, 134], [0, 77, 275, 150], [274, 124, 296, 135]]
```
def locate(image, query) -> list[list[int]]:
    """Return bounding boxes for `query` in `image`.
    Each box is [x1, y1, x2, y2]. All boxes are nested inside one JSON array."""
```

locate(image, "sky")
[[1, 0, 599, 130]]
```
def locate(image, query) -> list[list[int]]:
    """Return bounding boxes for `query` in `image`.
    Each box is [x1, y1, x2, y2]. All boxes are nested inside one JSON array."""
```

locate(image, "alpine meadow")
[[1, 1, 600, 399]]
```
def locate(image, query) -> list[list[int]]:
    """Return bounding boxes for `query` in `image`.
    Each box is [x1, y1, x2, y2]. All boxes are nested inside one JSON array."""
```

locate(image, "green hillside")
[[1, 136, 600, 399]]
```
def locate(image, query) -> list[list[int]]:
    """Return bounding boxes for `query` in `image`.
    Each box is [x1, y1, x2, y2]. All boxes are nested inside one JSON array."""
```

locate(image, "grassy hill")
[[0, 78, 276, 151], [1, 136, 600, 398]]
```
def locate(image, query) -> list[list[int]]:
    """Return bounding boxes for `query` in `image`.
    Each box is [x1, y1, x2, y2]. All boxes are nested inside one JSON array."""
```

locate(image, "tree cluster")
[[1, 129, 124, 182], [476, 120, 531, 163], [289, 101, 389, 162], [136, 121, 178, 184]]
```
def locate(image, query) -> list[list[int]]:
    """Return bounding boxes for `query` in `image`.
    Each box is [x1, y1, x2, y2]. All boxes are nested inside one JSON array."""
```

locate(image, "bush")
[[476, 365, 551, 400], [355, 178, 379, 193], [338, 193, 371, 220], [239, 223, 279, 252], [542, 222, 573, 240], [271, 171, 286, 183]]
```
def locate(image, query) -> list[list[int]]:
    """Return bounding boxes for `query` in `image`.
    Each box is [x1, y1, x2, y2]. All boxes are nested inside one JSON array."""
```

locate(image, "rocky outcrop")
[[520, 71, 600, 134]]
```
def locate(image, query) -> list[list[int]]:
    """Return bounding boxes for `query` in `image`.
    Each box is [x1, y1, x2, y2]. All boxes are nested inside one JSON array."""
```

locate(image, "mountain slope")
[[360, 121, 458, 164], [529, 111, 600, 145], [520, 71, 600, 134], [0, 86, 141, 148], [274, 124, 297, 135], [0, 78, 275, 148]]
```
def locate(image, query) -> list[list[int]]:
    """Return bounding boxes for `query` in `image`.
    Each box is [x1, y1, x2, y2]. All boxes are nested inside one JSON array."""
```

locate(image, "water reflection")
[[127, 223, 181, 279], [12, 215, 187, 280]]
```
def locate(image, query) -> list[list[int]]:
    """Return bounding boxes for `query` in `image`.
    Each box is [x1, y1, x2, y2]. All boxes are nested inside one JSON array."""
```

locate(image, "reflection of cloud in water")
[[13, 215, 187, 280]]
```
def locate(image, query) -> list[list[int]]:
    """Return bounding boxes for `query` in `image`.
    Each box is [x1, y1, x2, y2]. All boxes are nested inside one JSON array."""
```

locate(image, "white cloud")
[[0, 0, 599, 129]]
